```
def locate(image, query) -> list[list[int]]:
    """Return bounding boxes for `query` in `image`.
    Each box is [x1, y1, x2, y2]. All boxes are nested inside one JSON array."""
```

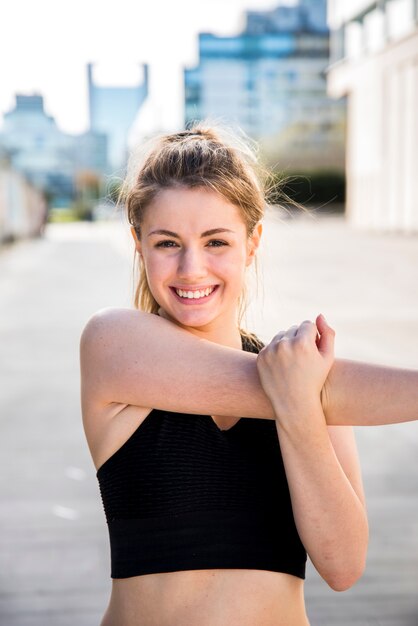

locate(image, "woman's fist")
[[256, 314, 335, 420]]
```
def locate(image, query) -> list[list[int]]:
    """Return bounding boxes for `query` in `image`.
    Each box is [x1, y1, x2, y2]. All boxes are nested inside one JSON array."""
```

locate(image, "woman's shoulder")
[[79, 308, 160, 422], [79, 308, 167, 378], [82, 306, 148, 331], [80, 307, 158, 347]]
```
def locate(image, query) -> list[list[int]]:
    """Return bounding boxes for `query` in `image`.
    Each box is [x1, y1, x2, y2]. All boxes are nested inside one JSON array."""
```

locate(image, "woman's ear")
[[130, 226, 142, 255], [246, 221, 263, 266]]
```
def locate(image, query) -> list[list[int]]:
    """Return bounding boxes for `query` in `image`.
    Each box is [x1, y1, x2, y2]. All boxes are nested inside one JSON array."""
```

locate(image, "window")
[[387, 0, 415, 41]]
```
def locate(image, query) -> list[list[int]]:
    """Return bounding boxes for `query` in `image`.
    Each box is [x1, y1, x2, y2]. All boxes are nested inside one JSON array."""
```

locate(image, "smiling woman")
[[80, 123, 368, 626]]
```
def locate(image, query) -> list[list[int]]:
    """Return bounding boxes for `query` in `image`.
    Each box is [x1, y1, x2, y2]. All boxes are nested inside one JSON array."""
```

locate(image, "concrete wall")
[[0, 167, 47, 243]]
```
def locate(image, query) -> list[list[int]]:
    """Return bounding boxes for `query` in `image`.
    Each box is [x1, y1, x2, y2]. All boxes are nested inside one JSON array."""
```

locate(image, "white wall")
[[0, 167, 47, 242], [328, 28, 418, 231]]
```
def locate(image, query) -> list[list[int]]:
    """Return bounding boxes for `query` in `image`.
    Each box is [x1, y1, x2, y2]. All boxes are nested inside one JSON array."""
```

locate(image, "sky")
[[0, 0, 298, 136]]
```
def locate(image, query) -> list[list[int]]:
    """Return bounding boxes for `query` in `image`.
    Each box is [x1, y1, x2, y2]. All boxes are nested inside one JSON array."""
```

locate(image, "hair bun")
[[168, 127, 219, 142]]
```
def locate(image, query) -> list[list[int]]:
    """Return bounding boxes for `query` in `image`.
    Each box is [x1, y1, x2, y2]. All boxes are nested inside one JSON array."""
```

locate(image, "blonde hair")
[[121, 121, 268, 329]]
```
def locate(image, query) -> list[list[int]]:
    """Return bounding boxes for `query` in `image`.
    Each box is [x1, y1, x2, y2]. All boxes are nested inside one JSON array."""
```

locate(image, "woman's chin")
[[171, 311, 215, 330]]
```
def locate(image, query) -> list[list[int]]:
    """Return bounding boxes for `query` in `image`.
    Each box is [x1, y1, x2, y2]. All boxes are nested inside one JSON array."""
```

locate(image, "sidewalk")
[[0, 213, 417, 626]]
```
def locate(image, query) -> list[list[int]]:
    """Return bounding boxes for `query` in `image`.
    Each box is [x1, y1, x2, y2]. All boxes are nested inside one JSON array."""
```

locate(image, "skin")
[[81, 186, 368, 626]]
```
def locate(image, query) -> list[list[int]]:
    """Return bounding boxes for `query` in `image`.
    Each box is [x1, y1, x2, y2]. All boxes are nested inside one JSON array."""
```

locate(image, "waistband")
[[107, 508, 306, 580]]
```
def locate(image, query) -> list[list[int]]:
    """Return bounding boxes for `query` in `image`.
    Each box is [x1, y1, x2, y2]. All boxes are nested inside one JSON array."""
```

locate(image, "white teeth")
[[175, 287, 215, 299]]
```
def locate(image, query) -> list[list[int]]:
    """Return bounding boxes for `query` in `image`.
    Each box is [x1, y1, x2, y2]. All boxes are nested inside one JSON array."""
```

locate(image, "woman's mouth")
[[170, 285, 219, 304]]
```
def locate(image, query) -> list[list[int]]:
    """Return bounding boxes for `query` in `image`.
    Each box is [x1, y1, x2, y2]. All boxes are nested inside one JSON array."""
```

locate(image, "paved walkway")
[[0, 212, 417, 626]]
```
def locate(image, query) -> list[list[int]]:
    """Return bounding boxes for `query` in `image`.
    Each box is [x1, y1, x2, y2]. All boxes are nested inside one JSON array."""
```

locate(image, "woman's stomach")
[[101, 568, 309, 626]]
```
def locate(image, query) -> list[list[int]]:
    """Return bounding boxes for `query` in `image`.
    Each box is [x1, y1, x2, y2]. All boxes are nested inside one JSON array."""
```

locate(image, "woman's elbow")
[[324, 559, 367, 592]]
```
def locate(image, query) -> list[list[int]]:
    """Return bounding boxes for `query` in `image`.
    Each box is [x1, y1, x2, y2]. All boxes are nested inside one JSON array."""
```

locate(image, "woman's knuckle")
[[281, 339, 292, 352], [295, 336, 310, 351]]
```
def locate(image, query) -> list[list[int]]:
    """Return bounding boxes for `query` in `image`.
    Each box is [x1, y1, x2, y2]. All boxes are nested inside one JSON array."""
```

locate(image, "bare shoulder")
[[80, 306, 152, 348], [80, 308, 155, 466], [79, 306, 188, 408], [79, 307, 154, 409], [80, 307, 165, 366]]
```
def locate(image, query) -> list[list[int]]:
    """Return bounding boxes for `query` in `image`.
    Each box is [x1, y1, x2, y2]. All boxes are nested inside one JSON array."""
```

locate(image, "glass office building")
[[88, 63, 149, 172], [184, 0, 345, 168]]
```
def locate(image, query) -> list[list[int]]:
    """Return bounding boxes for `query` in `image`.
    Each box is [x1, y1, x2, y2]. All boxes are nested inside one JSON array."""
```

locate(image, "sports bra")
[[96, 333, 307, 579]]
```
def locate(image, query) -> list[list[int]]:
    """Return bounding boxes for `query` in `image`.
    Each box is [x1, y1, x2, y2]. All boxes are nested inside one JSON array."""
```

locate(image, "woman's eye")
[[155, 240, 178, 248], [207, 240, 228, 247]]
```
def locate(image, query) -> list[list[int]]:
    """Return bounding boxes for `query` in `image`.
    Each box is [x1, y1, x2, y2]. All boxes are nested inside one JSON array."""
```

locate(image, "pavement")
[[0, 210, 417, 626]]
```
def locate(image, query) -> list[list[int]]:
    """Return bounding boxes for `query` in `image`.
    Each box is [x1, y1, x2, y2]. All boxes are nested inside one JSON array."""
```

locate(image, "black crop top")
[[97, 333, 307, 579]]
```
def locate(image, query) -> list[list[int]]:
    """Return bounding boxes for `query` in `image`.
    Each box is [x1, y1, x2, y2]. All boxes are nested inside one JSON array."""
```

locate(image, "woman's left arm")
[[257, 317, 368, 591], [276, 409, 368, 591]]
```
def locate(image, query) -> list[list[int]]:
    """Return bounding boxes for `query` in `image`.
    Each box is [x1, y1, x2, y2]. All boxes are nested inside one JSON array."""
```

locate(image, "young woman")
[[80, 125, 369, 626]]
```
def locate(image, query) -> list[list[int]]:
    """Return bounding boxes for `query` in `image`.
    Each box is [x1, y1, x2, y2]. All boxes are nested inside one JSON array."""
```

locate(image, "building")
[[184, 0, 346, 169], [327, 0, 418, 232], [88, 63, 149, 172], [246, 0, 328, 35], [0, 94, 109, 206], [0, 95, 75, 204], [74, 130, 108, 174]]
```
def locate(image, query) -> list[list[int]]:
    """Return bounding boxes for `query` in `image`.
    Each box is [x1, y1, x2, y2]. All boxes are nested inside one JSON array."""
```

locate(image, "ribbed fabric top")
[[96, 333, 307, 579]]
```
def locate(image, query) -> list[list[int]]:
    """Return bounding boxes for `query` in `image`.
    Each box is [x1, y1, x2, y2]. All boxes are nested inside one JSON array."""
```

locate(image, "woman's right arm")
[[79, 307, 275, 420], [80, 307, 418, 426]]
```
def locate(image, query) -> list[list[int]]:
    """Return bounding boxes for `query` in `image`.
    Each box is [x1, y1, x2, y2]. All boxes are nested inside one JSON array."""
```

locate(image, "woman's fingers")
[[271, 323, 315, 348], [295, 320, 318, 339], [294, 319, 334, 357], [283, 325, 299, 339], [272, 318, 334, 356], [272, 325, 297, 340], [315, 314, 336, 357]]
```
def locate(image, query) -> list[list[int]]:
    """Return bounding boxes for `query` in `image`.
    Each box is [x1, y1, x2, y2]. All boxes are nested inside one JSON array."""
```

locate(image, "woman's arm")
[[80, 307, 275, 419], [276, 406, 368, 590], [323, 358, 418, 426], [80, 307, 418, 426], [256, 320, 368, 590]]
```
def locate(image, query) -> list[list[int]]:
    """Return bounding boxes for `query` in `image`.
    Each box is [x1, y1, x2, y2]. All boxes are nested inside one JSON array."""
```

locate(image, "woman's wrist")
[[272, 395, 326, 436]]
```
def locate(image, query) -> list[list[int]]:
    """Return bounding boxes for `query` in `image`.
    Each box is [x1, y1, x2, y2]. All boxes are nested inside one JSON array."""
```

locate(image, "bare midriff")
[[100, 568, 309, 626]]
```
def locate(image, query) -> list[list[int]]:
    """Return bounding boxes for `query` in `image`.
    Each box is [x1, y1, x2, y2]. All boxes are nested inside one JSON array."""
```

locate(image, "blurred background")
[[1, 1, 418, 625]]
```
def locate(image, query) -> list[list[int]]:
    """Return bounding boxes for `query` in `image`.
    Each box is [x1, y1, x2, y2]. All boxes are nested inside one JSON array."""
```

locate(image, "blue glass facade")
[[183, 0, 345, 160], [0, 95, 75, 202], [199, 33, 297, 58], [88, 63, 149, 172], [0, 94, 110, 204]]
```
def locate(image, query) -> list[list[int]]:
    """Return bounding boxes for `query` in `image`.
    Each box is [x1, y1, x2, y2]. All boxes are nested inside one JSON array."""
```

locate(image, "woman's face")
[[131, 186, 262, 335]]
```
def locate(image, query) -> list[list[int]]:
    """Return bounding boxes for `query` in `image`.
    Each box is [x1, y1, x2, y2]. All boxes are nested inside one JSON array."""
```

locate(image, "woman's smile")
[[170, 285, 219, 304]]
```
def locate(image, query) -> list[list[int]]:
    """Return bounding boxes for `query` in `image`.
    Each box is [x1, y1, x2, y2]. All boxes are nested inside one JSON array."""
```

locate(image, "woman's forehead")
[[143, 187, 246, 230]]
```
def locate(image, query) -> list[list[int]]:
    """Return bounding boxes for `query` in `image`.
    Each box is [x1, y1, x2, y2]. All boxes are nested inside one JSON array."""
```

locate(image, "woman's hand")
[[257, 315, 368, 590], [256, 313, 335, 421]]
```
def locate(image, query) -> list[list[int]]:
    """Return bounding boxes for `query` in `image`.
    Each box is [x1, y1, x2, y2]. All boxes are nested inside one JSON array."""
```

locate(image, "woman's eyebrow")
[[147, 228, 234, 238], [147, 229, 179, 238], [202, 228, 234, 237]]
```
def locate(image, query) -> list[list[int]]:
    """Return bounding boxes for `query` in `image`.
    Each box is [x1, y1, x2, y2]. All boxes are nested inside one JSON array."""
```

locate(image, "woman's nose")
[[177, 247, 206, 280]]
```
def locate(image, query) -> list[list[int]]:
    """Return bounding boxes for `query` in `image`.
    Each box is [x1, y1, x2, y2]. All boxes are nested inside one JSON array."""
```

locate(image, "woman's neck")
[[157, 307, 243, 350]]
